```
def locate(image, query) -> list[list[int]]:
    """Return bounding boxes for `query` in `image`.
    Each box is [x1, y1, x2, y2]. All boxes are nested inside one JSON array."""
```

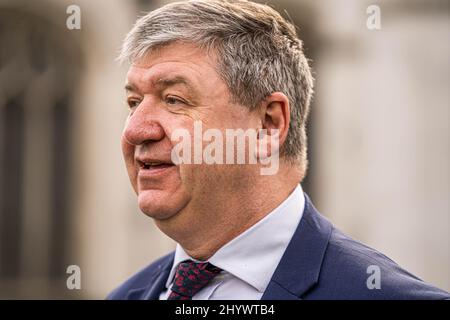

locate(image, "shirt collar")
[[165, 184, 305, 293]]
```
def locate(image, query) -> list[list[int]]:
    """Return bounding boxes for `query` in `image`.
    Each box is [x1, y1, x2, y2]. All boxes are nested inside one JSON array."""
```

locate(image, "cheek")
[[177, 164, 222, 195]]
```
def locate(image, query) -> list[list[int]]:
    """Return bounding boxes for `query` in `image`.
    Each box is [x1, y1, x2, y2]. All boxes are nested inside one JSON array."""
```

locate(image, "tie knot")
[[168, 260, 222, 300]]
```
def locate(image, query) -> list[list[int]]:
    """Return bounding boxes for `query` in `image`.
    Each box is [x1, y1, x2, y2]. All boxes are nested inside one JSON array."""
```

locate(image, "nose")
[[122, 102, 166, 146]]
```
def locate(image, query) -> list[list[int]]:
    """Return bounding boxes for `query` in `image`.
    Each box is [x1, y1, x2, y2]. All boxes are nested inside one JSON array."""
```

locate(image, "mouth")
[[137, 159, 176, 176]]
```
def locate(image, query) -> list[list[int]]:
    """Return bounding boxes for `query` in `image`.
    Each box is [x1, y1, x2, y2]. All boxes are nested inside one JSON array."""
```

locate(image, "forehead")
[[126, 42, 221, 92]]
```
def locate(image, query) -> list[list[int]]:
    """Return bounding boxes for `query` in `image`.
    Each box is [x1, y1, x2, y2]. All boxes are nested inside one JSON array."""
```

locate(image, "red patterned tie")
[[168, 260, 222, 300]]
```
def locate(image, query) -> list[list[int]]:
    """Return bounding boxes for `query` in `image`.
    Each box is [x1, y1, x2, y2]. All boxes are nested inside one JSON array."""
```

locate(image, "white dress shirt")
[[159, 184, 305, 300]]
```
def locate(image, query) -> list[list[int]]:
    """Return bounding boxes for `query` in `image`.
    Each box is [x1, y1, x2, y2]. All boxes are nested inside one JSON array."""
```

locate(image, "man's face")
[[122, 42, 259, 223]]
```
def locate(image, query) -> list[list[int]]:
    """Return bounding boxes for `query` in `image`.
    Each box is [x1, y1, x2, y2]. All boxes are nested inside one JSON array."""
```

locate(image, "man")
[[108, 0, 449, 300]]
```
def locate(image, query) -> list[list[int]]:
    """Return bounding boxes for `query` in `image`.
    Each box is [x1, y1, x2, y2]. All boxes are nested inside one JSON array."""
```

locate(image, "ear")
[[259, 92, 290, 152]]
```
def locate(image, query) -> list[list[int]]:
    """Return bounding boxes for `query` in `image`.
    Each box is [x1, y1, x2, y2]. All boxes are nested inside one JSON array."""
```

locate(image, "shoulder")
[[106, 251, 174, 300], [308, 227, 450, 299]]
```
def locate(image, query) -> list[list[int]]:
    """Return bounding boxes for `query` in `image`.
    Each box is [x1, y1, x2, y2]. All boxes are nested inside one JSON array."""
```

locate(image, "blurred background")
[[0, 0, 448, 298]]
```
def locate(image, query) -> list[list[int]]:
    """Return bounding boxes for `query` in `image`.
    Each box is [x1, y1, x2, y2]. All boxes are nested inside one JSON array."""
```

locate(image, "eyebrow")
[[125, 76, 196, 93], [124, 83, 136, 92], [155, 76, 194, 89]]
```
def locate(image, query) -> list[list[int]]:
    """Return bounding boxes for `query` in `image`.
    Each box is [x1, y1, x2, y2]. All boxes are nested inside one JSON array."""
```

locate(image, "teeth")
[[143, 162, 162, 167]]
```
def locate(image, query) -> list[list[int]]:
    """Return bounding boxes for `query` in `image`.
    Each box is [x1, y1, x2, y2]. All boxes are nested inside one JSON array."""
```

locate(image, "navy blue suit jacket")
[[108, 194, 449, 300]]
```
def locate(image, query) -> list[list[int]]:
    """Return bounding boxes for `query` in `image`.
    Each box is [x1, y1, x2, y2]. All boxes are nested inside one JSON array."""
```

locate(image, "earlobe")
[[256, 127, 280, 159]]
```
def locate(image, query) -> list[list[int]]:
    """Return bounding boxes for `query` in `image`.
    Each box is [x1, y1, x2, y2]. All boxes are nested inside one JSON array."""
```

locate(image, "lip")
[[137, 163, 177, 178]]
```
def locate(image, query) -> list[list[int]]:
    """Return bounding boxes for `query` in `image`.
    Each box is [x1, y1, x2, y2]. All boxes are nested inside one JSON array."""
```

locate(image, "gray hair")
[[120, 0, 314, 175]]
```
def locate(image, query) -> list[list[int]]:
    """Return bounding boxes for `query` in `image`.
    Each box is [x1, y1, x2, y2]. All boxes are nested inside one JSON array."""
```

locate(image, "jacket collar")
[[261, 194, 333, 300]]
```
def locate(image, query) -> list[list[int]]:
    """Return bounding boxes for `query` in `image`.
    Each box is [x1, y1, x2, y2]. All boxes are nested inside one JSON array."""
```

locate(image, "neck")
[[155, 163, 302, 261]]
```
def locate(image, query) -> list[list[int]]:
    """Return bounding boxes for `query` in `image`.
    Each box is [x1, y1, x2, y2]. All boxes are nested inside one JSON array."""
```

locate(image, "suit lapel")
[[125, 253, 174, 300], [261, 194, 333, 300]]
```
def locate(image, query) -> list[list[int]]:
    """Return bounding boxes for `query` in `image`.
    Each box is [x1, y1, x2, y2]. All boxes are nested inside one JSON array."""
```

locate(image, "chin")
[[137, 189, 188, 220]]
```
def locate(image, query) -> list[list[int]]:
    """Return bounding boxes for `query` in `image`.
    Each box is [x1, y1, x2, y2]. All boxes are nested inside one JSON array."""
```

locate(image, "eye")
[[165, 95, 185, 105], [127, 99, 141, 109]]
